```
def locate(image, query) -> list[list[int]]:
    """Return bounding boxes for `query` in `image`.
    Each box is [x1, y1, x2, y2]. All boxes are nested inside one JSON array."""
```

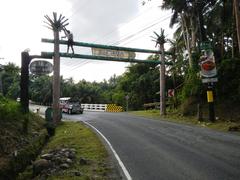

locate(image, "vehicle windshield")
[[68, 101, 80, 105], [60, 97, 80, 104]]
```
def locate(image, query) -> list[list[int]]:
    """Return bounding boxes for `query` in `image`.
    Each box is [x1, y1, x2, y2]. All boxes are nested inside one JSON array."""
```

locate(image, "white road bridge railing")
[[81, 104, 107, 112], [30, 103, 123, 113]]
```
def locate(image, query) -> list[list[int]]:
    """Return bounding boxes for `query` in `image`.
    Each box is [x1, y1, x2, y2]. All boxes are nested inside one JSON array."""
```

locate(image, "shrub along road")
[[65, 111, 240, 180]]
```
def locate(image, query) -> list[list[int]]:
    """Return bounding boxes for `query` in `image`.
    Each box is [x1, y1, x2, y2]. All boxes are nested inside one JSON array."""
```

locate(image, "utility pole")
[[152, 29, 166, 116], [200, 42, 217, 122], [20, 51, 32, 133], [207, 83, 215, 122], [20, 52, 31, 113], [52, 29, 61, 123], [125, 95, 129, 112], [44, 12, 69, 124], [234, 0, 240, 55], [159, 41, 166, 115]]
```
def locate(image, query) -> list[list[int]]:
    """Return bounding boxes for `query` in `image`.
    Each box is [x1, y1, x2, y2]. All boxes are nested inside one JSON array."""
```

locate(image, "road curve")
[[64, 111, 240, 180]]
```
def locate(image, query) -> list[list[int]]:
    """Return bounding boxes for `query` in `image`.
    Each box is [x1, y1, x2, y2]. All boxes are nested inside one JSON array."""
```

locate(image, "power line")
[[62, 6, 172, 72], [64, 6, 160, 70], [64, 60, 90, 71], [63, 14, 172, 72], [117, 15, 172, 46], [93, 5, 157, 43], [60, 0, 97, 70], [61, 1, 164, 70], [112, 14, 171, 46]]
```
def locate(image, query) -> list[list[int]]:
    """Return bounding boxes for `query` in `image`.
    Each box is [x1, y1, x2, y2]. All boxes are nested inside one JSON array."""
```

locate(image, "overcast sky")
[[0, 0, 174, 82]]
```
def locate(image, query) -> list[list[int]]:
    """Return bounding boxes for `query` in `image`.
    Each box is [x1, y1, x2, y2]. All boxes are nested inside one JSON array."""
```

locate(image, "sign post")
[[158, 30, 166, 116], [44, 12, 69, 124], [200, 42, 217, 122], [125, 95, 129, 112], [20, 52, 31, 113]]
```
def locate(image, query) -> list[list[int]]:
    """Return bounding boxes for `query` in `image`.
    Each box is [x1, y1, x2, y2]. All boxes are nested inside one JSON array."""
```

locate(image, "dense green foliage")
[[154, 0, 240, 116], [217, 59, 240, 103], [0, 94, 22, 121], [0, 63, 20, 99], [0, 94, 47, 179], [1, 0, 239, 118]]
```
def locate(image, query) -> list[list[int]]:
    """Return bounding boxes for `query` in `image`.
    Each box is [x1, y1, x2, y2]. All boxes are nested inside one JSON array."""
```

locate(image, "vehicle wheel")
[[68, 109, 72, 114]]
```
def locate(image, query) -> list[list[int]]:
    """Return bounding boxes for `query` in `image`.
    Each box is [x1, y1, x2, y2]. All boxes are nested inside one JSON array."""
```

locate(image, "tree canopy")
[[1, 0, 240, 116]]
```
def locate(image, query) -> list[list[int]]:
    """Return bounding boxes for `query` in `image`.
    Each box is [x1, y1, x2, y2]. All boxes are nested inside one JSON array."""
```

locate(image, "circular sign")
[[201, 60, 215, 71], [200, 59, 217, 78], [29, 60, 53, 75]]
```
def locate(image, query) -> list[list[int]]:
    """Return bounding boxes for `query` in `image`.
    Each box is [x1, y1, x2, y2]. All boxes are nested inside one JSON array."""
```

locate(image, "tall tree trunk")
[[198, 8, 206, 42], [172, 53, 177, 90], [20, 52, 31, 114], [181, 13, 193, 68], [220, 0, 227, 59], [53, 30, 61, 124], [191, 22, 197, 51], [181, 21, 188, 51], [159, 43, 166, 116], [234, 0, 240, 55], [233, 0, 236, 58], [221, 33, 224, 58], [190, 1, 197, 51]]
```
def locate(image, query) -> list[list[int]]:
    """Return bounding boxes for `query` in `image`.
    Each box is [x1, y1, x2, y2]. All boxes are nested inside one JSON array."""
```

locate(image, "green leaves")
[[44, 12, 69, 32], [0, 94, 22, 122], [151, 29, 166, 47], [29, 75, 52, 104], [1, 63, 20, 99]]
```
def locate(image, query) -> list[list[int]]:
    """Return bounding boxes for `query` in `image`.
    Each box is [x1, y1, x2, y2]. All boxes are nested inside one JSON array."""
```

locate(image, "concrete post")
[[52, 30, 61, 123], [20, 52, 31, 113], [159, 42, 166, 115]]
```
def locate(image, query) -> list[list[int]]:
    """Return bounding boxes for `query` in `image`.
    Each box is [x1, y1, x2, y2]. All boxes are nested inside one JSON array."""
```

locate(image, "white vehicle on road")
[[59, 97, 83, 114]]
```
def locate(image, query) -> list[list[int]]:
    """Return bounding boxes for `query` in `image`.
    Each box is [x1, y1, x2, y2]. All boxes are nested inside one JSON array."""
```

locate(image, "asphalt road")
[[63, 111, 240, 180]]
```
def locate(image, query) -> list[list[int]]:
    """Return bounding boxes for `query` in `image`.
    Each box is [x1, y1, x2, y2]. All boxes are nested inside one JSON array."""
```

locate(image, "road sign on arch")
[[29, 60, 53, 75]]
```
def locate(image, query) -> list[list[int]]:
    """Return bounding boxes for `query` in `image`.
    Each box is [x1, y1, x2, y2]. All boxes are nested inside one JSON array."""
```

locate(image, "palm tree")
[[161, 0, 194, 67], [44, 12, 69, 123], [152, 29, 167, 115], [161, 0, 219, 67], [233, 0, 240, 54]]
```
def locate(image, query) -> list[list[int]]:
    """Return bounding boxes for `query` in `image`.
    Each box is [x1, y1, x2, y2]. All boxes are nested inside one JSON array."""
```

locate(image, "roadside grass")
[[19, 121, 117, 180], [131, 109, 240, 133], [47, 121, 110, 179]]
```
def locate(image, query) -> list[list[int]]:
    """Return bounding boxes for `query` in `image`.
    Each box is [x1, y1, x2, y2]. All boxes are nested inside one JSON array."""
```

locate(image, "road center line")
[[82, 121, 132, 180]]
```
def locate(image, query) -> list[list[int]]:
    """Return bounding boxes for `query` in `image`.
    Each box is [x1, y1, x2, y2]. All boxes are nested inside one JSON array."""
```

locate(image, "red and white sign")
[[168, 89, 175, 97], [200, 59, 217, 78], [199, 51, 217, 78]]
